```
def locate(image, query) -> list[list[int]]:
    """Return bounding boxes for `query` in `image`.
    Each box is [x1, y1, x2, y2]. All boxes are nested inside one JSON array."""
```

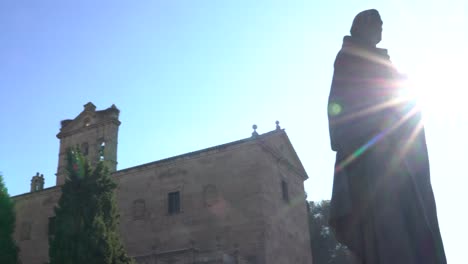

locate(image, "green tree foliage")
[[0, 173, 19, 264], [309, 200, 350, 264], [49, 150, 134, 264]]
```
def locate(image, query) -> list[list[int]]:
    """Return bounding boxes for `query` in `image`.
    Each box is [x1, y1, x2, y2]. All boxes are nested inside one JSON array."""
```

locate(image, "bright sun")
[[399, 56, 465, 120]]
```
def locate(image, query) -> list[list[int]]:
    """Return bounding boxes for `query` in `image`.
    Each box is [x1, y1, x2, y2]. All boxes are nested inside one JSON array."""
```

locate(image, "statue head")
[[350, 9, 383, 46]]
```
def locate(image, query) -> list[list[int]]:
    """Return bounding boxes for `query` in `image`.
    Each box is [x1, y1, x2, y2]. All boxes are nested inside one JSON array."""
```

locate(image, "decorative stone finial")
[[107, 104, 120, 117], [275, 121, 281, 130], [109, 104, 120, 112], [84, 102, 96, 112], [252, 124, 258, 137]]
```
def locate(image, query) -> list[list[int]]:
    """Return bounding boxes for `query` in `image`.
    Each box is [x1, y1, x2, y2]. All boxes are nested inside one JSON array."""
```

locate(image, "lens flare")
[[335, 98, 422, 173]]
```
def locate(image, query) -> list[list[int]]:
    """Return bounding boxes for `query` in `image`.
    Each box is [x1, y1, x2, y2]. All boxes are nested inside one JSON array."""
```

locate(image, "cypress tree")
[[0, 173, 19, 264], [49, 150, 134, 264]]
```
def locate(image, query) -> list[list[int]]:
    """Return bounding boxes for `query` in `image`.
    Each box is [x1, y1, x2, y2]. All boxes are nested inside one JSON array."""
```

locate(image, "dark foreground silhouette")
[[327, 9, 446, 264]]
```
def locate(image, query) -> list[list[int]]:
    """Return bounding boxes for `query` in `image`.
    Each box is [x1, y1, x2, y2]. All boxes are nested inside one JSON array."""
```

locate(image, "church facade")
[[12, 103, 312, 264]]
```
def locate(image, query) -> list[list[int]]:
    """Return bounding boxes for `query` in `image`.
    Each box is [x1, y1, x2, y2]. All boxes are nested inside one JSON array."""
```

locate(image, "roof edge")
[[114, 129, 286, 175]]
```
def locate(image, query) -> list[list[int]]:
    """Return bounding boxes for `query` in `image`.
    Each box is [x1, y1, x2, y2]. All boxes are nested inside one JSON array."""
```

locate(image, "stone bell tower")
[[55, 102, 120, 185], [30, 172, 45, 192]]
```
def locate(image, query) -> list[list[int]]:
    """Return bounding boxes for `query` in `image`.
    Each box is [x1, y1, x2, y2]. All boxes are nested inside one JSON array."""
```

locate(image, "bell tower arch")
[[55, 102, 120, 185]]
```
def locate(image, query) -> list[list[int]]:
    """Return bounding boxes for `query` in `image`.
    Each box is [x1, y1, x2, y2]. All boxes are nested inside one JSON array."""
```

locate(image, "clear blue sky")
[[1, 0, 466, 262]]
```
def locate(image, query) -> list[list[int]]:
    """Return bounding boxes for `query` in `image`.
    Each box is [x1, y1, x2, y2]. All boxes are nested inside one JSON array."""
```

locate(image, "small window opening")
[[168, 191, 180, 215], [81, 142, 89, 156], [99, 141, 105, 161], [281, 180, 289, 203], [84, 118, 91, 127], [48, 217, 56, 237]]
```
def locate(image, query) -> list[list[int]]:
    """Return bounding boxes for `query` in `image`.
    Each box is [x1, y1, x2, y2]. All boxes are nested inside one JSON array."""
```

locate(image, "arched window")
[[99, 141, 105, 161], [83, 118, 91, 127]]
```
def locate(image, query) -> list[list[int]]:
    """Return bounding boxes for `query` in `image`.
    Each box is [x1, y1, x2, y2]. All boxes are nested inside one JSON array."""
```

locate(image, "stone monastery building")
[[12, 103, 312, 264]]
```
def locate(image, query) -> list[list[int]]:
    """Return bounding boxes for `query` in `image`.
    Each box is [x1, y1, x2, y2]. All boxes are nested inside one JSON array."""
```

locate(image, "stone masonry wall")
[[13, 131, 311, 264]]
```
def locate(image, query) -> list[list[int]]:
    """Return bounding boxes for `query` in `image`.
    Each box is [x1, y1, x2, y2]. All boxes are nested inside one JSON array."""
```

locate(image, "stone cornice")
[[113, 130, 284, 178], [57, 119, 121, 139], [12, 185, 60, 201]]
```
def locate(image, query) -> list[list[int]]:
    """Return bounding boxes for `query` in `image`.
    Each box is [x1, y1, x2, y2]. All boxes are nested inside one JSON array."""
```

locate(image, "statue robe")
[[327, 36, 447, 264]]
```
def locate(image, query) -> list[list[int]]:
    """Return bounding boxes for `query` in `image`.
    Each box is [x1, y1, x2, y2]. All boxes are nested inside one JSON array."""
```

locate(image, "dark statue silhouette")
[[327, 9, 447, 264]]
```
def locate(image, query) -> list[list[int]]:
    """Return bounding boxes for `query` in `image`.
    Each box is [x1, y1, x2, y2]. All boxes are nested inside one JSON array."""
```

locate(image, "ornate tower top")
[[83, 102, 96, 112], [55, 103, 120, 185], [30, 172, 44, 192]]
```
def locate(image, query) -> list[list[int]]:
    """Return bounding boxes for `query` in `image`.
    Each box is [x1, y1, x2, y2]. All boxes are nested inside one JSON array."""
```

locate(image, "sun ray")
[[330, 96, 407, 126], [335, 102, 420, 173], [397, 118, 424, 160]]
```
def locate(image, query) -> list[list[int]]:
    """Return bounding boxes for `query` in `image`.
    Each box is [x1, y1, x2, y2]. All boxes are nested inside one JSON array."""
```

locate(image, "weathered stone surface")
[[13, 104, 312, 264]]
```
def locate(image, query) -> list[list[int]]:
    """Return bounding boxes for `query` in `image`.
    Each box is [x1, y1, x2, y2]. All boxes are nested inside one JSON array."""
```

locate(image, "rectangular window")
[[281, 180, 289, 202], [168, 191, 180, 215], [81, 142, 89, 156], [48, 217, 56, 237]]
